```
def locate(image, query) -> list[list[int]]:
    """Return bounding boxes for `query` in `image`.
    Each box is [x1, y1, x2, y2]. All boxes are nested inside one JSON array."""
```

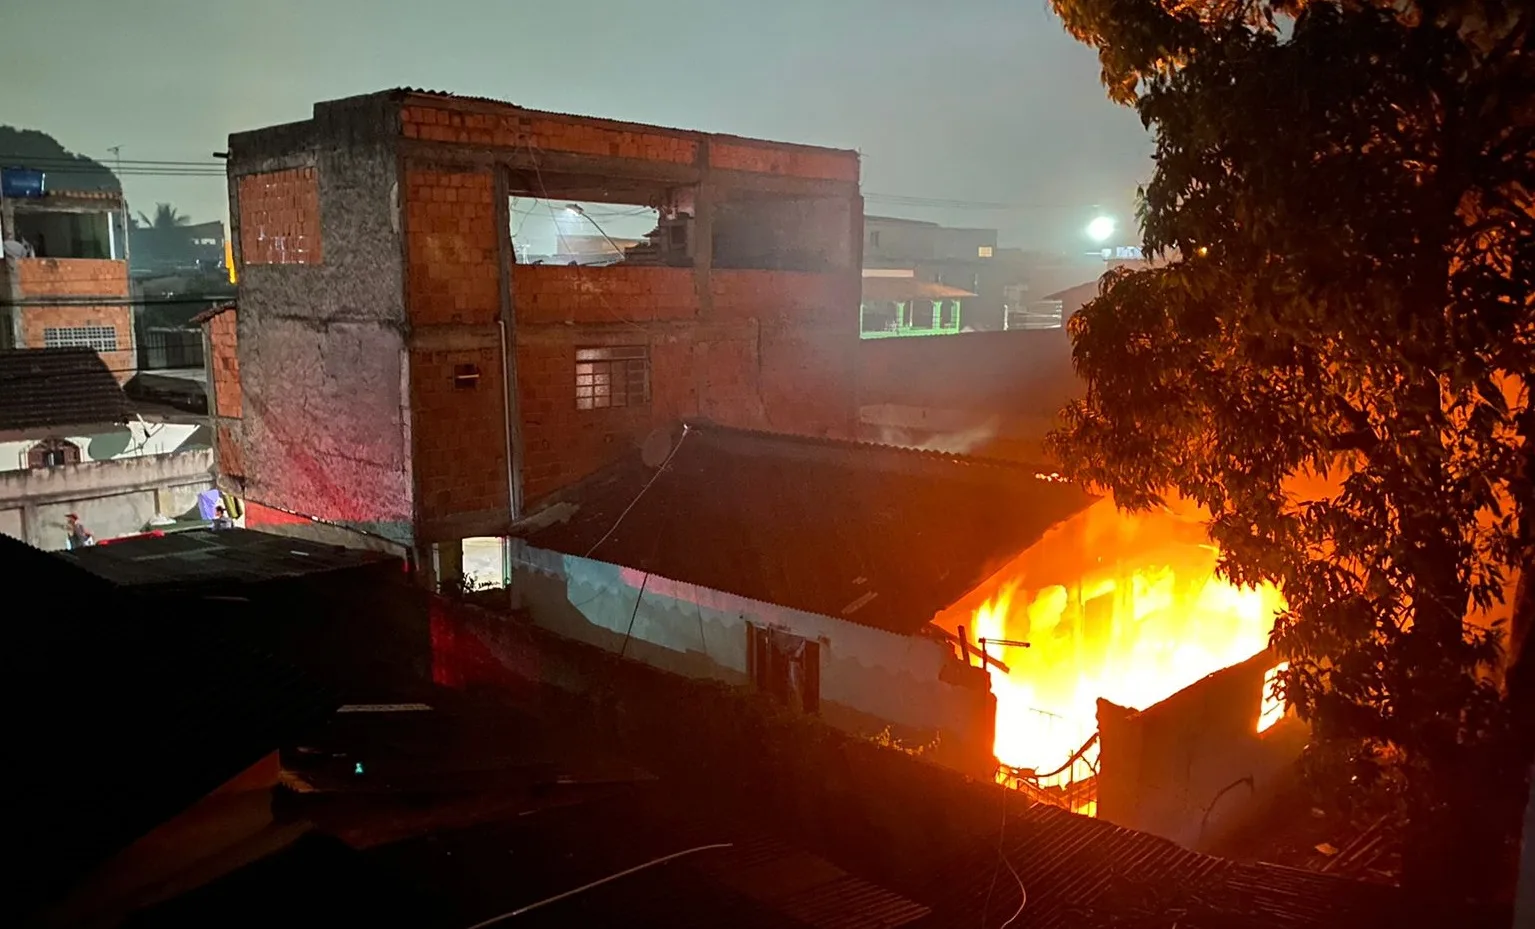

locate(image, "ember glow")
[[959, 500, 1286, 789]]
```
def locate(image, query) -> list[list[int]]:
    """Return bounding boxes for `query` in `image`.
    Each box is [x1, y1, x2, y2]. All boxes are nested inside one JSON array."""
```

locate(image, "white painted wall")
[[0, 421, 204, 473], [513, 542, 996, 775]]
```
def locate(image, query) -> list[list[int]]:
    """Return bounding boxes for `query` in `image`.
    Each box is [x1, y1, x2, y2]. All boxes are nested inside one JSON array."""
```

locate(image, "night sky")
[[1, 0, 1153, 249]]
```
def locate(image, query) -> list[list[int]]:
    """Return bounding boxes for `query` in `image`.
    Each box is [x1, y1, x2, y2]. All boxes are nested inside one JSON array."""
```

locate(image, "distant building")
[[210, 89, 863, 585], [862, 215, 1008, 331], [0, 347, 211, 548], [0, 183, 136, 382]]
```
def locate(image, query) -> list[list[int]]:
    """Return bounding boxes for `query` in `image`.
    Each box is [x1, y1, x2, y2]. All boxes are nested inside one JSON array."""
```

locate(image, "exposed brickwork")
[[18, 305, 135, 382], [513, 266, 698, 326], [238, 168, 322, 265], [711, 269, 856, 325], [14, 258, 130, 298], [405, 169, 499, 326], [410, 346, 510, 522], [710, 140, 859, 182], [206, 309, 242, 419], [401, 105, 698, 165]]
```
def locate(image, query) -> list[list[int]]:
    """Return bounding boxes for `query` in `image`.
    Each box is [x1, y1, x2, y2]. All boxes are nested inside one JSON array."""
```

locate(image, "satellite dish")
[[639, 426, 678, 469], [88, 427, 133, 460]]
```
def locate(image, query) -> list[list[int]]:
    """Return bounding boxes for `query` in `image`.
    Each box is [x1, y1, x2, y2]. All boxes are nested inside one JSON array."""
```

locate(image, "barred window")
[[575, 345, 649, 410], [44, 325, 119, 352]]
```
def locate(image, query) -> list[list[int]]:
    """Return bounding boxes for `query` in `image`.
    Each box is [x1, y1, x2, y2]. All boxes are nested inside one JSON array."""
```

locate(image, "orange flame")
[[961, 501, 1286, 784]]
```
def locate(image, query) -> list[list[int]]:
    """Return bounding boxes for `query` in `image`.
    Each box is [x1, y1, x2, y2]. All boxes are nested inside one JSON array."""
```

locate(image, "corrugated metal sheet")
[[519, 424, 1096, 636]]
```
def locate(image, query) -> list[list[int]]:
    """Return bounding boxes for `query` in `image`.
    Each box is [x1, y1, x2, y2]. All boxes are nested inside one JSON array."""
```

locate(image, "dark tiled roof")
[[3, 533, 337, 917], [0, 347, 132, 431], [371, 781, 929, 929], [190, 302, 235, 325], [518, 425, 1095, 636], [64, 527, 400, 593]]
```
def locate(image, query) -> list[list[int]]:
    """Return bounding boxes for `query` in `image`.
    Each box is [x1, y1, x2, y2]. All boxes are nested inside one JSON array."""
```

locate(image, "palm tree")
[[136, 202, 192, 229]]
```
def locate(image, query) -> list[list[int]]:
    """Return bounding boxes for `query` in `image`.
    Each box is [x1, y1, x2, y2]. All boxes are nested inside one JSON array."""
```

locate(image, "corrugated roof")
[[518, 424, 1095, 636], [0, 347, 132, 431], [190, 302, 235, 325]]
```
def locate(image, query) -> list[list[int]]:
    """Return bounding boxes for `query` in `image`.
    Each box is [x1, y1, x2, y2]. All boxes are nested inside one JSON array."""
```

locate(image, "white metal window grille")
[[43, 326, 119, 352]]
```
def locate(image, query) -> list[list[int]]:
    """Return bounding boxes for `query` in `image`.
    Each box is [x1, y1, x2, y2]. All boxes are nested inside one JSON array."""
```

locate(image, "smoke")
[[878, 416, 1000, 456]]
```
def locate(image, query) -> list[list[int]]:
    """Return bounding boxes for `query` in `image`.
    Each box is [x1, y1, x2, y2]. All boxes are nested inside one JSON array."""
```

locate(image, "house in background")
[[862, 215, 1006, 330], [512, 421, 1306, 851], [858, 270, 972, 338], [1, 180, 136, 382], [0, 347, 211, 548], [210, 89, 863, 587]]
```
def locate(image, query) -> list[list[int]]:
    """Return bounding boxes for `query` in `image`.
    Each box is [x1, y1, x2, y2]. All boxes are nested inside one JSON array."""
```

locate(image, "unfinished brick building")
[[215, 90, 862, 577], [1, 189, 136, 382]]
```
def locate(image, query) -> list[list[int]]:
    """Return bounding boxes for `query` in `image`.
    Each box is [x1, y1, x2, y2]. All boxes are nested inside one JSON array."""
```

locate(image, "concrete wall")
[[1096, 650, 1308, 851], [0, 422, 204, 473], [227, 95, 413, 546], [513, 542, 996, 776], [0, 448, 212, 549]]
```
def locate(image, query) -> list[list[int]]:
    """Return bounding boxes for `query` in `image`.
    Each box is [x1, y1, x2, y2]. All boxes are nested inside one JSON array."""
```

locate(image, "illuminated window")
[[575, 345, 649, 410], [44, 325, 118, 352], [1258, 662, 1288, 732], [978, 245, 993, 258]]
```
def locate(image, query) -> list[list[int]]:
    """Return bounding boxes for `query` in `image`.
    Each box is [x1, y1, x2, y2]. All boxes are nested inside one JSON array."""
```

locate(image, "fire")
[[962, 500, 1286, 786]]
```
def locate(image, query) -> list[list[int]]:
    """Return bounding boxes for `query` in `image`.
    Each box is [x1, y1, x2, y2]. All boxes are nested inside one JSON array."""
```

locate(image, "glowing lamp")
[[1086, 215, 1116, 243]]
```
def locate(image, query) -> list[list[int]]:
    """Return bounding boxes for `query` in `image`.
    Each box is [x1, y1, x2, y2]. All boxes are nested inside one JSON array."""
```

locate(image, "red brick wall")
[[238, 168, 322, 265], [516, 332, 699, 502], [402, 104, 699, 165], [14, 258, 129, 298], [409, 345, 510, 523], [207, 309, 242, 419], [512, 266, 698, 325], [509, 265, 857, 502], [402, 167, 511, 528], [709, 141, 859, 182], [18, 305, 135, 382], [405, 169, 499, 326]]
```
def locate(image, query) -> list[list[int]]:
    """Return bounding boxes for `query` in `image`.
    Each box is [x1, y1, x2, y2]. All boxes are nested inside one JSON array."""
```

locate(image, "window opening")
[[44, 326, 118, 352], [575, 345, 649, 410]]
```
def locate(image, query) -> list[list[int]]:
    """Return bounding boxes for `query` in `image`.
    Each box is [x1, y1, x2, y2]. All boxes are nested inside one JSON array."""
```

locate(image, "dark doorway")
[[747, 624, 820, 714]]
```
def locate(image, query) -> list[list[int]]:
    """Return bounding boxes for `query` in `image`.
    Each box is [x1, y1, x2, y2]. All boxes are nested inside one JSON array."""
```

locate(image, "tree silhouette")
[[0, 126, 120, 192], [136, 203, 193, 229], [1047, 0, 1532, 903]]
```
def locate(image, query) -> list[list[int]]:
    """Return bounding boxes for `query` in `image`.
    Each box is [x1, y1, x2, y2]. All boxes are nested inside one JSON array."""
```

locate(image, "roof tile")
[[0, 347, 132, 431]]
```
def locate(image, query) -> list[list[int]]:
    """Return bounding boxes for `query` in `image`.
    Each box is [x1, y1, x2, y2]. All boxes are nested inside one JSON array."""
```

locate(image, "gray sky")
[[0, 0, 1152, 250]]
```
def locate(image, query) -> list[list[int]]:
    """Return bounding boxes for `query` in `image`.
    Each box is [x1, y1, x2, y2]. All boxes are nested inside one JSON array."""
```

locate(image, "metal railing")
[[139, 327, 204, 370], [998, 730, 1101, 817]]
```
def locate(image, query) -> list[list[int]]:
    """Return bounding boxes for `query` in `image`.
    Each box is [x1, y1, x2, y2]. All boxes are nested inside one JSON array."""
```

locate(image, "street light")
[[1086, 215, 1116, 243]]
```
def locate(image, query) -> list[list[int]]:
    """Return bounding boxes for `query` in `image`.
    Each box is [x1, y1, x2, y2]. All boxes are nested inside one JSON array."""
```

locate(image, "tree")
[[1045, 0, 1533, 901], [0, 126, 120, 192], [135, 202, 192, 230]]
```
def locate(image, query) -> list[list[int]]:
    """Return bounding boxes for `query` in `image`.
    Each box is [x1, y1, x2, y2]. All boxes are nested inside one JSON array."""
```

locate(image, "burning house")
[[511, 423, 1307, 850]]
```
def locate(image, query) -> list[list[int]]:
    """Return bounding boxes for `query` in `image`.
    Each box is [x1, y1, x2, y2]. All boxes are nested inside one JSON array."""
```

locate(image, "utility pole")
[[108, 146, 130, 264]]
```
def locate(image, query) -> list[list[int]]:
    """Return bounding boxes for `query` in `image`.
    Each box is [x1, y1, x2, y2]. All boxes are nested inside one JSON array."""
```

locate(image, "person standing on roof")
[[211, 505, 234, 531], [65, 513, 94, 550]]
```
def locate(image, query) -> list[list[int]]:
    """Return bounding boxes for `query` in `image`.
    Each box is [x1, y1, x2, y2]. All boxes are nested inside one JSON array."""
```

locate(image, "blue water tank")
[[1, 168, 46, 199]]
